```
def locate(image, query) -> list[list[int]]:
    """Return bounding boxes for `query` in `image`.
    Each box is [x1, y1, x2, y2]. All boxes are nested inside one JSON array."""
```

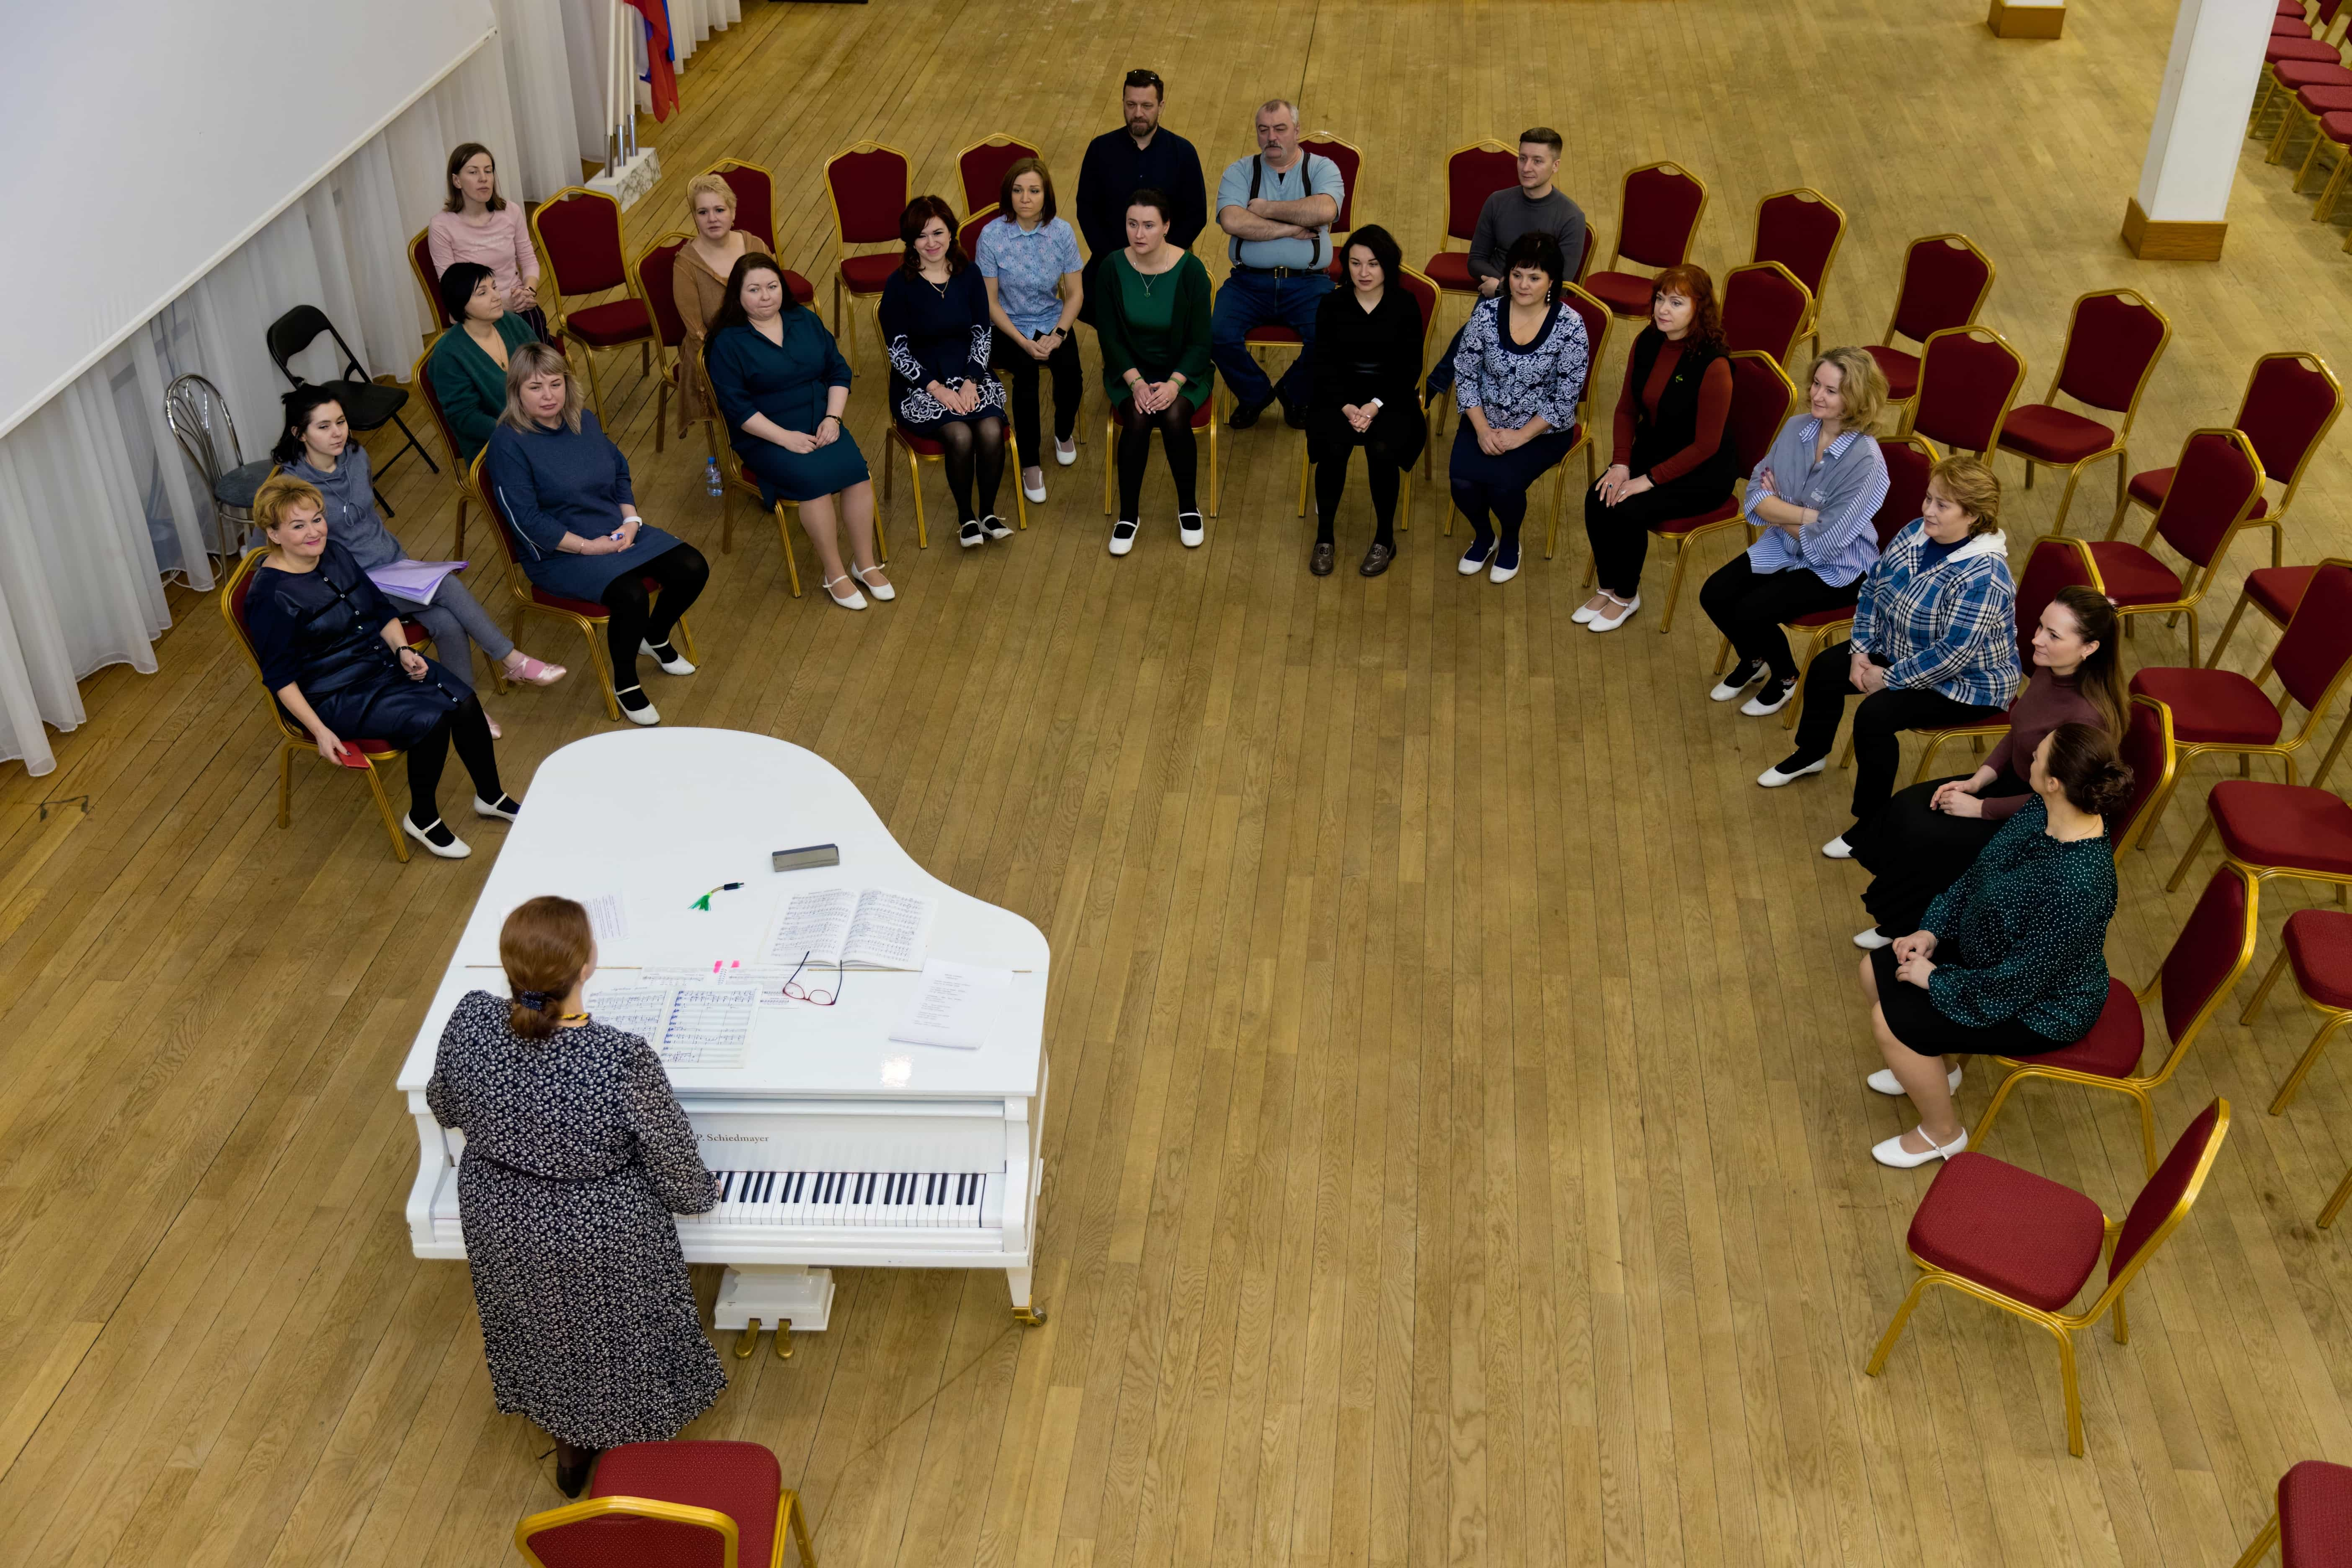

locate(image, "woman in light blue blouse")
[[1449, 230, 1588, 585], [978, 157, 1085, 504]]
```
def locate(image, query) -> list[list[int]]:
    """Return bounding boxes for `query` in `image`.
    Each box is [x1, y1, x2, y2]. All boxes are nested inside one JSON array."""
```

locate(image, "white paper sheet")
[[888, 959, 1013, 1050]]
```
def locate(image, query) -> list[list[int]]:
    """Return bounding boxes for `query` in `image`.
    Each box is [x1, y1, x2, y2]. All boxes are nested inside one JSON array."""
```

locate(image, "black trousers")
[[407, 694, 503, 819], [1851, 773, 2029, 936], [991, 328, 1082, 462], [1788, 642, 2011, 827], [600, 544, 709, 691], [1698, 557, 1861, 684], [1581, 470, 1734, 599]]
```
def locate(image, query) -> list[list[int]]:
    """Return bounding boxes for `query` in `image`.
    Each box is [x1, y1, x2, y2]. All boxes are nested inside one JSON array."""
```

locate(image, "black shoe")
[[554, 1442, 602, 1499], [1279, 398, 1309, 431], [1359, 540, 1395, 577], [1310, 539, 1335, 576], [1228, 396, 1269, 429]]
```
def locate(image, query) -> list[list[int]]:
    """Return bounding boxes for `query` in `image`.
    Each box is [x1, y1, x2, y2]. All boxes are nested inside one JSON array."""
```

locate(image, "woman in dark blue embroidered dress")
[[879, 194, 1010, 549]]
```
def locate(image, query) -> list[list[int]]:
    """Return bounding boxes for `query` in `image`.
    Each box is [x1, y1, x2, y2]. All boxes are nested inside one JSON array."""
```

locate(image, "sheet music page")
[[888, 959, 1011, 1049], [658, 984, 757, 1068], [762, 889, 857, 967], [582, 892, 629, 943], [585, 984, 672, 1046], [844, 888, 936, 970]]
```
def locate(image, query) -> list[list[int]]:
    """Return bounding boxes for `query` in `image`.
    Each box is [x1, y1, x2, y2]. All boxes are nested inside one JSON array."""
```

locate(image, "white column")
[[2123, 0, 2278, 259]]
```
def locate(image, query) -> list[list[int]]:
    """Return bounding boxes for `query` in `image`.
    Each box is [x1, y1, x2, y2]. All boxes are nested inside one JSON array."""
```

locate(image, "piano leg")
[[1007, 1267, 1047, 1326]]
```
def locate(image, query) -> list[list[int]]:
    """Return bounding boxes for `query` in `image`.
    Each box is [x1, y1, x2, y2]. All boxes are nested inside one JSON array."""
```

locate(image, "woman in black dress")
[[1306, 224, 1427, 578], [879, 194, 1009, 548], [427, 895, 725, 1497], [240, 474, 514, 859]]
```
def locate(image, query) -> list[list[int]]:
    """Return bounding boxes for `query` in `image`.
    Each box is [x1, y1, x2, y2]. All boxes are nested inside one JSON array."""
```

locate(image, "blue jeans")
[[1210, 269, 1333, 410]]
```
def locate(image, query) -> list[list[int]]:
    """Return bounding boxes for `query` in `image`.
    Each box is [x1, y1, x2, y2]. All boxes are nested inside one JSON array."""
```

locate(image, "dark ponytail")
[[2044, 722, 2135, 817], [500, 895, 594, 1041]]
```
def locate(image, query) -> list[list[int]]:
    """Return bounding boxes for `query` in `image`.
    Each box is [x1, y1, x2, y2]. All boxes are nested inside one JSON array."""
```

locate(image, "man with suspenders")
[[1212, 99, 1345, 430]]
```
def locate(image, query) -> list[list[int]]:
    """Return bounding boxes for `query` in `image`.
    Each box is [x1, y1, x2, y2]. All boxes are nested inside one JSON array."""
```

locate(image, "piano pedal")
[[1013, 1305, 1048, 1327], [734, 1317, 762, 1359], [774, 1319, 794, 1360]]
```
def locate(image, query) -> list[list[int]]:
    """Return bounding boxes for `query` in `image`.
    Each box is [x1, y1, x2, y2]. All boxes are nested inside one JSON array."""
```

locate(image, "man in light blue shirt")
[[1212, 99, 1344, 428]]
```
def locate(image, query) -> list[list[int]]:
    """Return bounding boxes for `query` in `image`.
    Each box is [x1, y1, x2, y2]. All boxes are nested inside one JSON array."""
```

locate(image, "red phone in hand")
[[335, 743, 371, 769]]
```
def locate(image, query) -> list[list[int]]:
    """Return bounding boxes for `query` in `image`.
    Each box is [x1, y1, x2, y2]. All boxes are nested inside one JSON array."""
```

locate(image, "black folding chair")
[[264, 305, 437, 512]]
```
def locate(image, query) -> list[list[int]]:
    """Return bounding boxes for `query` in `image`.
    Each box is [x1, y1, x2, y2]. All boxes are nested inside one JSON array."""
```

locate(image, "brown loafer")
[[1310, 539, 1335, 576], [1359, 540, 1394, 577]]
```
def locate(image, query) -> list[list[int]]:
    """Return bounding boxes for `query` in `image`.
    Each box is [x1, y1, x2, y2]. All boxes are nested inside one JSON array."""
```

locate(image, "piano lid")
[[393, 729, 1049, 1101]]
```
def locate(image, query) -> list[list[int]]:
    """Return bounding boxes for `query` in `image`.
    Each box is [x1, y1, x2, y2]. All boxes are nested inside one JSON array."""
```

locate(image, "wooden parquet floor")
[[9, 2, 2352, 1563]]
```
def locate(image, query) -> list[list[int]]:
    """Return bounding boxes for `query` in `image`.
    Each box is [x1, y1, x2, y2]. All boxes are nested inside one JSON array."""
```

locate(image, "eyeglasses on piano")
[[782, 952, 843, 1007]]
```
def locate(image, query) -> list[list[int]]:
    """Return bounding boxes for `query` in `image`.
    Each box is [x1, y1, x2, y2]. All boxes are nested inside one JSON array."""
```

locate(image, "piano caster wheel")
[[774, 1319, 793, 1360], [1013, 1306, 1047, 1327], [735, 1317, 762, 1359]]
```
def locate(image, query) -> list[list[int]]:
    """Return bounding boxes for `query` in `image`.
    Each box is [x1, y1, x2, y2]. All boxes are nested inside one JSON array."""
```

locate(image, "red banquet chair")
[[1720, 260, 1812, 366], [1446, 279, 1611, 555], [1865, 233, 1995, 406], [1750, 186, 1847, 361], [2244, 905, 2352, 1115], [407, 343, 487, 563], [2251, 12, 2352, 136], [635, 232, 707, 459], [1300, 262, 1435, 529], [956, 205, 996, 268], [2114, 350, 2339, 567], [1999, 288, 2171, 536], [475, 452, 700, 717], [1908, 324, 2027, 457], [1423, 139, 1519, 299], [531, 186, 656, 428], [1908, 535, 2102, 769], [1302, 132, 1364, 282], [876, 299, 1028, 548], [409, 227, 453, 330], [1583, 160, 1708, 318], [2112, 693, 2184, 857], [955, 132, 1040, 218], [2229, 1458, 2352, 1567], [2089, 426, 2266, 668], [700, 157, 816, 306], [1974, 866, 2258, 1172], [514, 1440, 817, 1568], [2168, 775, 2352, 903], [825, 141, 912, 366], [1865, 1099, 2231, 1458]]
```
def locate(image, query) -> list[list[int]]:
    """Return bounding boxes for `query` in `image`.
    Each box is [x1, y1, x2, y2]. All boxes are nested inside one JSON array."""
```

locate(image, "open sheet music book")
[[585, 974, 759, 1068], [761, 887, 936, 970]]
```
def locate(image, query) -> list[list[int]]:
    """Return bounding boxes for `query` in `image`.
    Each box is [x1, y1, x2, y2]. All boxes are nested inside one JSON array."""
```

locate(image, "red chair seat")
[[565, 298, 652, 346], [784, 269, 816, 305], [1246, 325, 1303, 346], [2275, 59, 2352, 88], [2128, 667, 2285, 746], [2212, 779, 2352, 876], [2006, 979, 2145, 1078], [895, 422, 944, 456], [2281, 0, 2310, 14], [1788, 606, 1855, 629], [1583, 270, 1655, 315], [2319, 110, 2352, 144], [399, 619, 430, 646], [1423, 251, 1476, 292], [1866, 344, 1922, 402], [2279, 1458, 2352, 1568], [2085, 540, 2186, 606], [1906, 1151, 2109, 1311], [1654, 497, 1740, 537], [592, 1440, 781, 1568], [2125, 464, 2269, 521], [2298, 83, 2352, 112], [2248, 564, 2318, 624], [2000, 402, 2116, 463], [839, 253, 897, 293], [2285, 909, 2352, 1010], [2269, 36, 2342, 63], [2276, 14, 2318, 34]]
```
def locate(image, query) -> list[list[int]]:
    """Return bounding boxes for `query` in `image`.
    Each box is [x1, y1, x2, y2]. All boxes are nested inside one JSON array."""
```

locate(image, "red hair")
[[1650, 264, 1724, 350]]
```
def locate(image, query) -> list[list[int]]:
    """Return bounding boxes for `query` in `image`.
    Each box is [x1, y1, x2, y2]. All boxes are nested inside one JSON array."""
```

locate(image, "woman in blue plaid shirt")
[[1759, 455, 2020, 855]]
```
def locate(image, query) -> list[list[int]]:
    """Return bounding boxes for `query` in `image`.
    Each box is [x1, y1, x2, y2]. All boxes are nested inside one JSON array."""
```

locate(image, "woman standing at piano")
[[426, 895, 726, 1499]]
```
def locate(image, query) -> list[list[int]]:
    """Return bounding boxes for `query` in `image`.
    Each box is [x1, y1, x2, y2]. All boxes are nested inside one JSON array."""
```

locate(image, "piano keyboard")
[[687, 1169, 995, 1229]]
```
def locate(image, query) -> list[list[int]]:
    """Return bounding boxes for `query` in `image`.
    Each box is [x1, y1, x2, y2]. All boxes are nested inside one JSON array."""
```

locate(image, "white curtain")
[[0, 20, 576, 777], [559, 0, 739, 157], [668, 0, 743, 65]]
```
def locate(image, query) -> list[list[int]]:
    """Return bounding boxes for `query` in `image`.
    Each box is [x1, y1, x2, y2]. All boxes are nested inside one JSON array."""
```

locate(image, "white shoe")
[[1178, 512, 1205, 548], [855, 564, 895, 602], [959, 521, 985, 549], [1740, 678, 1799, 717], [1872, 1124, 1968, 1168], [472, 793, 521, 823], [1572, 601, 1601, 624], [1488, 553, 1520, 585], [402, 814, 472, 859], [615, 686, 662, 725], [1109, 520, 1138, 556], [1710, 660, 1767, 702], [1023, 472, 1047, 503], [1756, 756, 1826, 787], [1587, 593, 1640, 632], [983, 514, 1015, 541], [1854, 927, 1894, 950], [1054, 438, 1078, 467], [1458, 541, 1495, 575], [639, 638, 696, 676], [822, 575, 868, 610], [1822, 834, 1854, 859], [1867, 1064, 1962, 1096]]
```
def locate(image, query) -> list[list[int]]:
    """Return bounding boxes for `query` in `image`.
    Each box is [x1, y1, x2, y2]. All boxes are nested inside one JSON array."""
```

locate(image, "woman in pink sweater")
[[428, 143, 548, 340], [1847, 585, 2125, 946]]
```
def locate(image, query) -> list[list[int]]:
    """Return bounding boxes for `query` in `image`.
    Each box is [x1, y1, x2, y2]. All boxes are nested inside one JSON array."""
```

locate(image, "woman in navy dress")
[[879, 194, 1010, 549], [483, 342, 709, 723], [705, 253, 890, 610], [240, 474, 515, 859]]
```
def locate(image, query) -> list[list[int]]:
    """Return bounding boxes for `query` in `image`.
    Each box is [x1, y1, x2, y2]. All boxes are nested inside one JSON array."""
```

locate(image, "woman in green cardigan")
[[1096, 188, 1212, 556], [428, 263, 542, 462]]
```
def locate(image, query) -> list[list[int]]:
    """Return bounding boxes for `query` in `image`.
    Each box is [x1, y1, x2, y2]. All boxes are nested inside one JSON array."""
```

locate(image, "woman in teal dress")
[[427, 263, 542, 462], [1095, 188, 1212, 555], [704, 253, 889, 610]]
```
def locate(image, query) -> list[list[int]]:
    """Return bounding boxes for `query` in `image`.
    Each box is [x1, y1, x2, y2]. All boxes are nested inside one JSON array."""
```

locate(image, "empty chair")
[[826, 141, 913, 364], [1908, 325, 2027, 457], [956, 133, 1041, 217], [164, 373, 275, 562], [1998, 288, 2171, 535], [2244, 906, 2352, 1114], [2089, 427, 2266, 667], [1583, 160, 1709, 317], [1301, 132, 1364, 281], [635, 233, 703, 457], [264, 305, 436, 494], [1751, 186, 1847, 359], [2228, 1458, 2352, 1568], [1865, 1099, 2231, 1457], [1422, 139, 1520, 298], [2112, 350, 2339, 560], [1719, 260, 1812, 364], [530, 186, 657, 426], [1865, 234, 1995, 405], [513, 1439, 817, 1568]]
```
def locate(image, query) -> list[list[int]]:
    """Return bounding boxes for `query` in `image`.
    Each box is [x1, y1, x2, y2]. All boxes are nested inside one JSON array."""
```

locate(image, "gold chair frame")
[[514, 1485, 818, 1568], [824, 139, 913, 366], [2109, 351, 2340, 558], [1903, 323, 2027, 457], [406, 343, 474, 561], [2010, 288, 2173, 536], [1296, 262, 1436, 534], [2242, 916, 2352, 1115], [529, 186, 658, 428], [2099, 426, 2267, 669], [1750, 186, 1848, 362], [1876, 233, 1997, 421], [1864, 1101, 2231, 1457]]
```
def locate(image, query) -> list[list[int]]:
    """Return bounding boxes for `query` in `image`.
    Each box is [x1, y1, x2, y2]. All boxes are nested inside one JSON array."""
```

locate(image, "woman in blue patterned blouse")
[[1857, 722, 2131, 1168], [1448, 230, 1589, 585], [880, 195, 1009, 549], [978, 158, 1085, 504]]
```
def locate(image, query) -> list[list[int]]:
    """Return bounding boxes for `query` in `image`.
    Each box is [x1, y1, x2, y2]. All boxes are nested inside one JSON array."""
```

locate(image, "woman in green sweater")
[[1856, 722, 2133, 1169], [428, 263, 542, 462], [1095, 188, 1212, 556]]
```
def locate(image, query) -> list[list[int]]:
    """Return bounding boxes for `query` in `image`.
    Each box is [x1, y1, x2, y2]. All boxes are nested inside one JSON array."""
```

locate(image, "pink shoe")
[[505, 653, 567, 686]]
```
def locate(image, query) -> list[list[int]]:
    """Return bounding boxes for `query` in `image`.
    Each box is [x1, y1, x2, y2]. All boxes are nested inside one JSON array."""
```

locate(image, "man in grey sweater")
[[1426, 128, 1587, 397]]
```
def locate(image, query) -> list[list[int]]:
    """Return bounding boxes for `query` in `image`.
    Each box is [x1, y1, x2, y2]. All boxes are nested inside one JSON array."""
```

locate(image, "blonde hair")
[[1929, 454, 2003, 536], [499, 341, 585, 435], [1809, 345, 1888, 435], [253, 473, 325, 533], [501, 896, 594, 1041], [686, 172, 736, 219]]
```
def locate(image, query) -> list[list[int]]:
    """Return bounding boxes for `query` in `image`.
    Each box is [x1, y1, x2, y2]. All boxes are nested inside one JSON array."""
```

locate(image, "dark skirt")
[[1308, 402, 1427, 471], [1871, 944, 2068, 1058], [1448, 419, 1577, 492], [1851, 774, 2029, 936], [297, 653, 467, 750], [737, 428, 870, 504]]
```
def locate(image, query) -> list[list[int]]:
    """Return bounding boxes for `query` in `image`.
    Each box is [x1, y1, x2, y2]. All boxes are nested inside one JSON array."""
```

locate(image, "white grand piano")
[[395, 729, 1049, 1356]]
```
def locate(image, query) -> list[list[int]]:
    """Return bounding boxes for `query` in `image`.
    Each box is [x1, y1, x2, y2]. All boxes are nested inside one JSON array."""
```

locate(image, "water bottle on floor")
[[704, 457, 722, 497]]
